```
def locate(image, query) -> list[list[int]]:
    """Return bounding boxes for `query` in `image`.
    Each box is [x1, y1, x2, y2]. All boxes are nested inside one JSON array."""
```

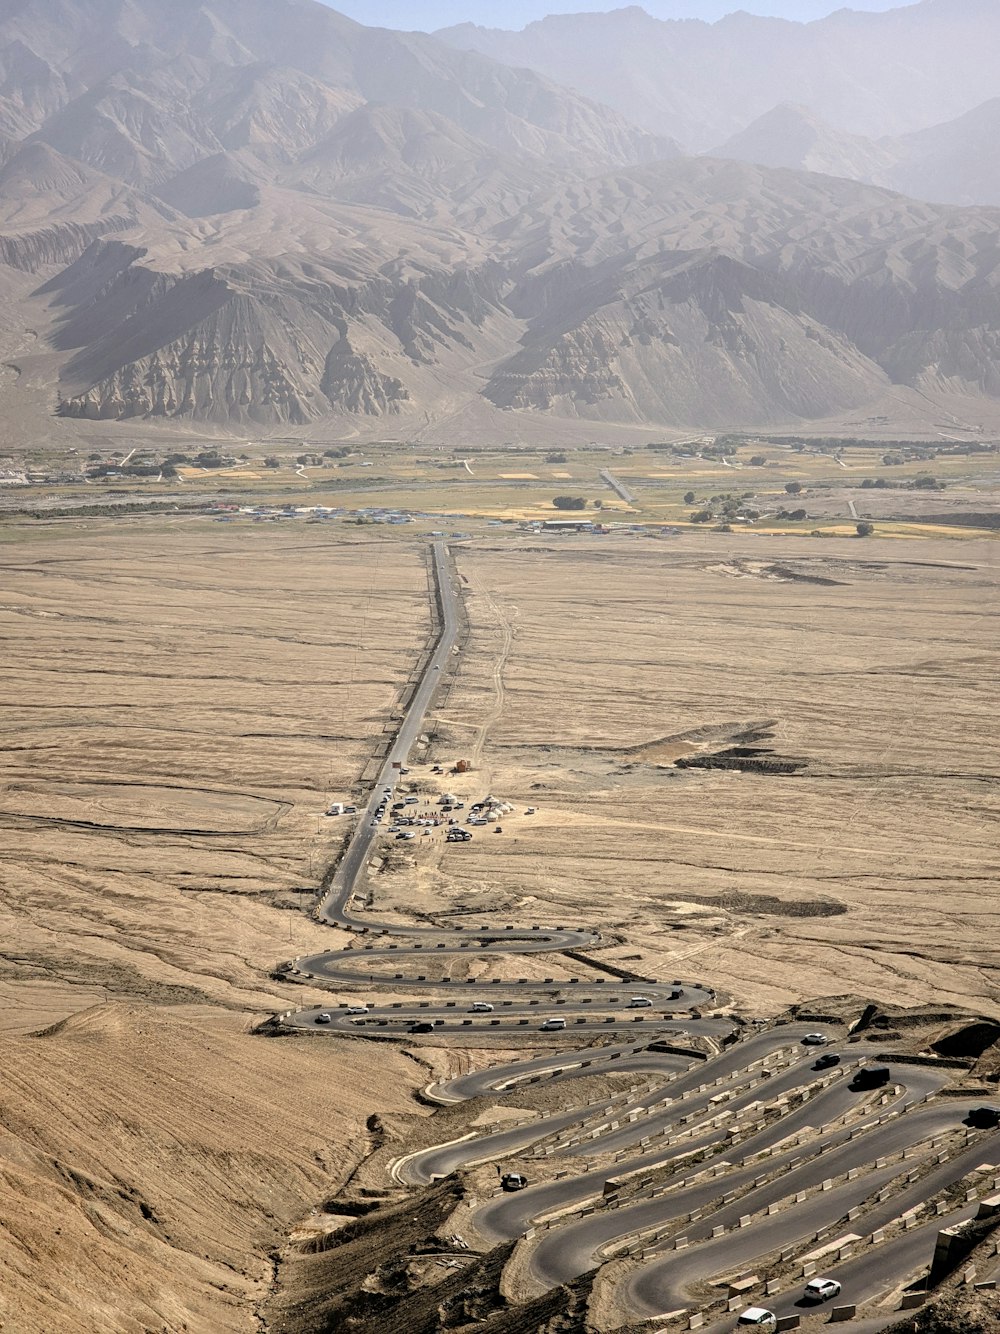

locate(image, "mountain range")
[[437, 2, 1000, 151], [1, 0, 1000, 434]]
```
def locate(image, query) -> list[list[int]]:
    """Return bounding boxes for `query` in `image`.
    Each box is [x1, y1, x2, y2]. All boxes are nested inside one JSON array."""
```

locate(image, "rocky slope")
[[0, 1004, 420, 1333]]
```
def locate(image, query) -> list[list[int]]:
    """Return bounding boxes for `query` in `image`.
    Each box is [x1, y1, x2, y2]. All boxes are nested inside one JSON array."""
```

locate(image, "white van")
[[541, 1017, 566, 1031], [628, 996, 653, 1008], [735, 1310, 777, 1332], [470, 1002, 495, 1013]]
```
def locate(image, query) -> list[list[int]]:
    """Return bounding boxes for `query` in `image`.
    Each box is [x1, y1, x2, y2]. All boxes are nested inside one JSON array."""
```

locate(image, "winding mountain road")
[[273, 539, 1000, 1332]]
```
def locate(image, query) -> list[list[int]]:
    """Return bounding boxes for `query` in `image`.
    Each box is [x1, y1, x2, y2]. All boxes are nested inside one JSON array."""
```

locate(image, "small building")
[[541, 518, 595, 533]]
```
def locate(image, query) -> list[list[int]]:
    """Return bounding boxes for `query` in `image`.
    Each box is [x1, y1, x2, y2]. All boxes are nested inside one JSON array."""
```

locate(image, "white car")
[[470, 1002, 495, 1013], [802, 1032, 828, 1045], [628, 996, 653, 1008], [736, 1310, 776, 1331], [541, 1017, 566, 1031], [803, 1277, 841, 1304], [345, 1005, 369, 1015], [314, 1013, 331, 1025]]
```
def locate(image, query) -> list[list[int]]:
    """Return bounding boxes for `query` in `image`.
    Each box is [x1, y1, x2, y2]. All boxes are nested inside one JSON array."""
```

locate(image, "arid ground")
[[413, 533, 1000, 1017], [0, 524, 433, 1331], [1, 515, 998, 1331]]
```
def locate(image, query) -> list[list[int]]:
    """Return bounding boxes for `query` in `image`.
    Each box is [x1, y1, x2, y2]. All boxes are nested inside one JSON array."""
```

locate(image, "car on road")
[[628, 996, 652, 1008], [851, 1064, 891, 1089], [540, 1017, 566, 1031], [470, 1002, 494, 1012], [803, 1277, 841, 1304], [813, 1052, 841, 1069], [968, 1106, 1000, 1129], [409, 1021, 434, 1034], [500, 1172, 528, 1191], [802, 1032, 828, 1045], [735, 1309, 776, 1331], [314, 1013, 331, 1025], [345, 1005, 370, 1015]]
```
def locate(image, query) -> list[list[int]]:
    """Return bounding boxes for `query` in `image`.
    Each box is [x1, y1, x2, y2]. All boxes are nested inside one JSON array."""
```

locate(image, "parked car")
[[803, 1277, 841, 1304], [501, 1172, 528, 1191], [314, 1013, 331, 1025], [802, 1032, 828, 1045], [813, 1052, 841, 1070]]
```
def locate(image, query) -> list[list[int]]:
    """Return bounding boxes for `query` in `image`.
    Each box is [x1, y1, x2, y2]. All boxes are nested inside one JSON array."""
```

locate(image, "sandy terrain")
[[0, 1006, 419, 1333], [414, 531, 1000, 1018], [0, 523, 432, 1331]]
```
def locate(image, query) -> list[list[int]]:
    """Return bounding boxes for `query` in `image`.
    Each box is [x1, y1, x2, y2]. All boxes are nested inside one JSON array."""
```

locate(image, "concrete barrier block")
[[899, 1293, 927, 1310], [829, 1305, 856, 1322]]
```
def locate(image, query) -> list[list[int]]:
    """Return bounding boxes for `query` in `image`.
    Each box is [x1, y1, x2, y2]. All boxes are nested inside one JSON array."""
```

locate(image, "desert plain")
[[1, 495, 998, 1332]]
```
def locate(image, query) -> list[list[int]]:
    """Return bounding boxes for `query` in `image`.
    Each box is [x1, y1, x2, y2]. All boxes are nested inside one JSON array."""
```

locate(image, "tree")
[[263, 456, 281, 469], [749, 455, 767, 466], [856, 521, 874, 537], [785, 481, 803, 495], [545, 451, 568, 463], [552, 495, 586, 510], [788, 508, 807, 521], [592, 499, 603, 509], [690, 510, 713, 524], [683, 491, 696, 505]]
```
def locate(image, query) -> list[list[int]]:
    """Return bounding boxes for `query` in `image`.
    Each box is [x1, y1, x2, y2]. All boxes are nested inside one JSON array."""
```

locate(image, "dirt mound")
[[267, 1180, 595, 1334]]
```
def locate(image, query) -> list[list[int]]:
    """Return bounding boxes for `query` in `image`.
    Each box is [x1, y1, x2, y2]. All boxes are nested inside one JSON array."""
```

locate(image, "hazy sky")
[[326, 2, 905, 30]]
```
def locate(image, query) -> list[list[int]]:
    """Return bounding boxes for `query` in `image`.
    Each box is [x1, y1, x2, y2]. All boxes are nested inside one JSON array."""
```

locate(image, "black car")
[[851, 1064, 891, 1089], [409, 1021, 434, 1034], [813, 1052, 841, 1070], [967, 1106, 1000, 1129]]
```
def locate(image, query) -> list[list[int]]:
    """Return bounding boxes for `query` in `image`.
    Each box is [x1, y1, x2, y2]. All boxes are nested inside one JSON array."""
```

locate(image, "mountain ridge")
[[1, 0, 999, 434]]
